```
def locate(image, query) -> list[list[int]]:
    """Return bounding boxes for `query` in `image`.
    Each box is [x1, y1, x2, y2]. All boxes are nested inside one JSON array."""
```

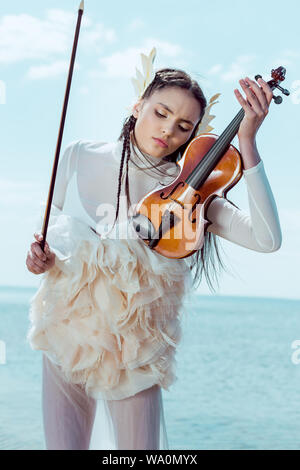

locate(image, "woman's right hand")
[[26, 233, 56, 275]]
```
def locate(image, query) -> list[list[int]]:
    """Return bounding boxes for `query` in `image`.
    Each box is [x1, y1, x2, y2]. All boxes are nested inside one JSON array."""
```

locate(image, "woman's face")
[[131, 87, 202, 159]]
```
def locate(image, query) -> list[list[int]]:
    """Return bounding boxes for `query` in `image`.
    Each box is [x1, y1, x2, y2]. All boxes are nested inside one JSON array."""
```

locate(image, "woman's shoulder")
[[74, 139, 119, 161], [69, 139, 121, 175]]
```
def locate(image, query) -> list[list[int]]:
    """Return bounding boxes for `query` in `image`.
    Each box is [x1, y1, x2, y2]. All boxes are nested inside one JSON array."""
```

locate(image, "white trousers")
[[42, 354, 169, 450]]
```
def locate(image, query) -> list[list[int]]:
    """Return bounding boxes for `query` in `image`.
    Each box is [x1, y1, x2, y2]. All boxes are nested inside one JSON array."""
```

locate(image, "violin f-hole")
[[160, 181, 185, 199]]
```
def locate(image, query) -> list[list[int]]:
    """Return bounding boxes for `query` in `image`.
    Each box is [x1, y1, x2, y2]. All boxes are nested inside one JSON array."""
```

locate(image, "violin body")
[[130, 134, 243, 259], [129, 67, 289, 259]]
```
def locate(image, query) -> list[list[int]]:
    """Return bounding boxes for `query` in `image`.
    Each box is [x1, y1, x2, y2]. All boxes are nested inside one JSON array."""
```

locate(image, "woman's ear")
[[132, 99, 143, 118]]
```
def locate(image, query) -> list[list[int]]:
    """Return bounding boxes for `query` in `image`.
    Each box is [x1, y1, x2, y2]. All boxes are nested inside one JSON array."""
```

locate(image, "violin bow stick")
[[39, 1, 84, 252]]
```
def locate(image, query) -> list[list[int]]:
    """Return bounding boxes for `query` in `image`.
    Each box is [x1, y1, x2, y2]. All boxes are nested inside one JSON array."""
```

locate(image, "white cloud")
[[26, 60, 78, 80], [220, 55, 257, 82], [43, 8, 79, 30], [144, 38, 183, 58], [80, 23, 116, 49], [207, 64, 223, 75], [127, 18, 145, 32], [272, 50, 300, 69], [90, 39, 183, 79], [206, 49, 297, 85], [0, 9, 116, 66], [0, 11, 74, 63]]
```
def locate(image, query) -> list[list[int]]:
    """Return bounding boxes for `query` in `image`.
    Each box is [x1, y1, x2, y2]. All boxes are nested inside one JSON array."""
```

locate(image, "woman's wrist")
[[238, 137, 262, 170]]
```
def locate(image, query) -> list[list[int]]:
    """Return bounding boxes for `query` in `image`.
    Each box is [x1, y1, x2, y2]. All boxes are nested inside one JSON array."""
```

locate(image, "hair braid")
[[112, 115, 136, 229]]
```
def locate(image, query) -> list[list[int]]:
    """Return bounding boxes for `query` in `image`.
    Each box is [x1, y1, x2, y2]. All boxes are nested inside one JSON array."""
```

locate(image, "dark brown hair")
[[112, 68, 229, 293]]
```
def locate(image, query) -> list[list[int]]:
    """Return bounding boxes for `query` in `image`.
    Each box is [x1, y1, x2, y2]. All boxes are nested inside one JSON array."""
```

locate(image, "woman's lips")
[[153, 137, 168, 148]]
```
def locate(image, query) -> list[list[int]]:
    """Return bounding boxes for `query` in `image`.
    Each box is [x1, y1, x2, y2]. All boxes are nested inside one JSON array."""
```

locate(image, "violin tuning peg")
[[273, 95, 283, 104], [277, 85, 290, 96]]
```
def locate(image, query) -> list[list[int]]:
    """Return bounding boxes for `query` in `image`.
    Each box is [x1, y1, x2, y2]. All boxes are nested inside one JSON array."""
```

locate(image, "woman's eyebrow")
[[157, 102, 195, 125]]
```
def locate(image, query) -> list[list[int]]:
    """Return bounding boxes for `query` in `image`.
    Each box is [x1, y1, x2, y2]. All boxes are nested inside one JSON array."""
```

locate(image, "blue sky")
[[0, 0, 299, 299]]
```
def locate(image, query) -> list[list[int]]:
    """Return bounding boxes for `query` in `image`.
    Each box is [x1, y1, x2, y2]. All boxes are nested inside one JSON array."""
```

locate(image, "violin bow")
[[39, 1, 84, 252]]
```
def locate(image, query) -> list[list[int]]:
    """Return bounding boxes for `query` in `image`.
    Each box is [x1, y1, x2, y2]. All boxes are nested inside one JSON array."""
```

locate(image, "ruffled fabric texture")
[[27, 204, 192, 400]]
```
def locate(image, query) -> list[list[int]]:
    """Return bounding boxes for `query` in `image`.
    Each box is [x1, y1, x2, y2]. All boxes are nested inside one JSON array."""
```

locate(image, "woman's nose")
[[162, 123, 174, 136]]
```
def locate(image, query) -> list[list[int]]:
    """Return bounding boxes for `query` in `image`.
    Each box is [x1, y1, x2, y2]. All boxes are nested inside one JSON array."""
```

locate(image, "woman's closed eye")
[[155, 110, 190, 133]]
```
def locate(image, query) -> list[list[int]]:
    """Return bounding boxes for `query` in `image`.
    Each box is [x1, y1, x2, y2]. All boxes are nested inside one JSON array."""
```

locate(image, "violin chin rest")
[[129, 214, 156, 240]]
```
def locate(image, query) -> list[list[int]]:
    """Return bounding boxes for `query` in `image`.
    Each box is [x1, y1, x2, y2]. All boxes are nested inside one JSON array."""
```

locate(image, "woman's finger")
[[234, 87, 256, 116], [257, 77, 274, 105], [29, 247, 46, 269], [31, 241, 47, 261], [239, 79, 263, 116], [34, 232, 43, 242], [27, 255, 44, 274], [34, 233, 50, 253], [245, 77, 269, 114]]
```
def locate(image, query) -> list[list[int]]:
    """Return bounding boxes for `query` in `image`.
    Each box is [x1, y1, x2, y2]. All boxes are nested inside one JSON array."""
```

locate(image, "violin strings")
[[156, 108, 245, 240], [166, 108, 244, 211], [202, 108, 244, 167], [193, 108, 245, 179]]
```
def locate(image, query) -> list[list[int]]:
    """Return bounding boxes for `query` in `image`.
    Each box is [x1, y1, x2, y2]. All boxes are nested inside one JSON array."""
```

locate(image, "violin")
[[129, 66, 289, 259]]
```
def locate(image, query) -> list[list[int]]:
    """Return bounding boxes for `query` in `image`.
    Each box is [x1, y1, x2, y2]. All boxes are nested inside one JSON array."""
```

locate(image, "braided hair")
[[112, 115, 136, 228], [112, 68, 229, 293]]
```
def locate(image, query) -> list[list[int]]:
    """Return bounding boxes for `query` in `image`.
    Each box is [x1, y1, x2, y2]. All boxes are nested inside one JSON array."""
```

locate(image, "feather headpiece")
[[126, 47, 220, 135]]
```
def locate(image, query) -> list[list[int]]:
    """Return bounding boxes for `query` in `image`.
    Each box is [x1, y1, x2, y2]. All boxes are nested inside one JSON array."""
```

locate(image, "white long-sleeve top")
[[52, 138, 282, 254], [28, 137, 283, 406]]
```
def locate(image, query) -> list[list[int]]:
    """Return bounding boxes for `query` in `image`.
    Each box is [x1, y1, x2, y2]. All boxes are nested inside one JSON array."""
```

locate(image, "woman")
[[25, 67, 282, 450]]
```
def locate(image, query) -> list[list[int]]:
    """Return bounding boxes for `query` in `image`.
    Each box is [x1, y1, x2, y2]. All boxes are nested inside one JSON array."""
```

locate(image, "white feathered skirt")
[[27, 204, 193, 449]]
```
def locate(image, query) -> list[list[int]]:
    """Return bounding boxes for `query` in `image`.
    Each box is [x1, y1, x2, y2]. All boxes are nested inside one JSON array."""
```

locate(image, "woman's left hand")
[[234, 76, 273, 142]]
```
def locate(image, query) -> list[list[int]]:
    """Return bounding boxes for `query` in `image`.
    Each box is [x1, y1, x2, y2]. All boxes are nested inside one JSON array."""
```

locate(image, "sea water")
[[0, 285, 299, 450]]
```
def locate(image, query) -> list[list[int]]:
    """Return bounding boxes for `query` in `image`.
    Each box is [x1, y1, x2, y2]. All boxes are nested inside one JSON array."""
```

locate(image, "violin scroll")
[[255, 66, 290, 105]]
